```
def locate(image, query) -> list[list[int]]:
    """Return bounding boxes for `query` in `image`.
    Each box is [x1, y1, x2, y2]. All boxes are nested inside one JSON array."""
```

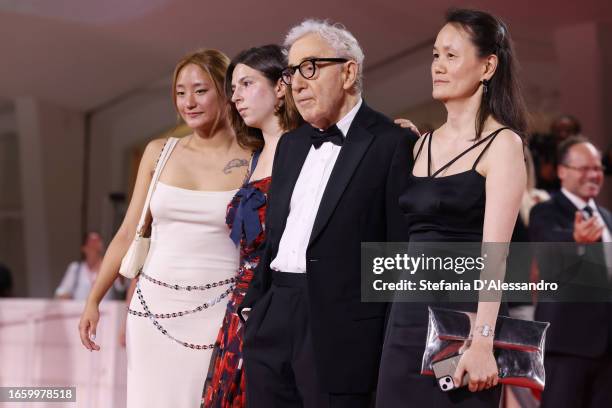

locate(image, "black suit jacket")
[[241, 102, 417, 393], [530, 191, 612, 357]]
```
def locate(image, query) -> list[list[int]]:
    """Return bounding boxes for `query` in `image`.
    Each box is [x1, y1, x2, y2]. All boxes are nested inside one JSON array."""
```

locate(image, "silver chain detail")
[[128, 285, 233, 319], [130, 279, 233, 350], [140, 272, 235, 291]]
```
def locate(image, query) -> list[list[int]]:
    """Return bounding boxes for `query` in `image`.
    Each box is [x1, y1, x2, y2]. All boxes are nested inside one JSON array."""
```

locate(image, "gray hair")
[[284, 19, 364, 92]]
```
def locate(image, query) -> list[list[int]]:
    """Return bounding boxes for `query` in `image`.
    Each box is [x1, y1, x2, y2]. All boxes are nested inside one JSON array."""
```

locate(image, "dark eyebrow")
[[231, 76, 252, 90], [237, 75, 254, 83]]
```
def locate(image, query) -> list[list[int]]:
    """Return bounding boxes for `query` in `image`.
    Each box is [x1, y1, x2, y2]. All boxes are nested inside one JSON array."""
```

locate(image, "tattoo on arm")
[[223, 158, 248, 174]]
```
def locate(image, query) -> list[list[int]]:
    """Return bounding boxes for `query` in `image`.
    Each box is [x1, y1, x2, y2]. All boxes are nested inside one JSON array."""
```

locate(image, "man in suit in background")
[[530, 135, 612, 407], [239, 19, 417, 408]]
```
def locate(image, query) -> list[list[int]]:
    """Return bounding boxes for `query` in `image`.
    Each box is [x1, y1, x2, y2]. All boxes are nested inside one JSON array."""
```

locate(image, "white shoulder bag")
[[119, 137, 179, 278]]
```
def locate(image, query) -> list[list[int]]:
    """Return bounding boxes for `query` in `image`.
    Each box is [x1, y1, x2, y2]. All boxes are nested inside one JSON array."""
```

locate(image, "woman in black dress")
[[377, 9, 527, 407]]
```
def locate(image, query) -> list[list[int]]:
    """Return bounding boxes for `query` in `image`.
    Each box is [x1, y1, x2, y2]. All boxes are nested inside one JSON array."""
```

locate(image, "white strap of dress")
[[136, 137, 179, 235]]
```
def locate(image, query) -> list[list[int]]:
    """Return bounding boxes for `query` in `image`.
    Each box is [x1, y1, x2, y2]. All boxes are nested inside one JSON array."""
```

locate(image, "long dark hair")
[[225, 44, 302, 150], [446, 9, 528, 140]]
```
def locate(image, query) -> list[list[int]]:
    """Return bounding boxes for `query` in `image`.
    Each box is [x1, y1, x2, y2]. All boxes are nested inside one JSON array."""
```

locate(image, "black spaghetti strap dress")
[[376, 127, 509, 407]]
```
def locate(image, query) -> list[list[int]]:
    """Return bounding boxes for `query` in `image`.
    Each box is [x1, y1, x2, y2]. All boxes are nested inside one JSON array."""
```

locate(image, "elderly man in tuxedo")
[[530, 136, 612, 408], [238, 19, 417, 408]]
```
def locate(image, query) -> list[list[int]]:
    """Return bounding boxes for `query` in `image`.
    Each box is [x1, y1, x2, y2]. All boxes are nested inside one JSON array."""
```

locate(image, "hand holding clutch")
[[453, 340, 499, 392]]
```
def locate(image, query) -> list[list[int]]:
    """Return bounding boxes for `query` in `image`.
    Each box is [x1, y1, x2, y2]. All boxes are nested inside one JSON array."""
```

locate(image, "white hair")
[[284, 19, 364, 92]]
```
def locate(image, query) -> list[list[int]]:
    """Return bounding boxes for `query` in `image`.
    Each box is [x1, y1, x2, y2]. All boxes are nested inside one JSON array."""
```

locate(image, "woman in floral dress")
[[202, 44, 302, 408]]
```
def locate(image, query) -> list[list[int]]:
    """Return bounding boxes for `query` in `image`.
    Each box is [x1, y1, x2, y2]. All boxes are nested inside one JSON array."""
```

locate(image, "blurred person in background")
[[502, 148, 550, 408], [530, 136, 612, 408], [530, 114, 581, 191], [55, 231, 127, 301], [506, 148, 550, 319]]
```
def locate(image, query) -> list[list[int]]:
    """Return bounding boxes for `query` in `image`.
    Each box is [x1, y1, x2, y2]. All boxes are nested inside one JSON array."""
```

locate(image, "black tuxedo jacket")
[[241, 102, 417, 393], [530, 191, 612, 357]]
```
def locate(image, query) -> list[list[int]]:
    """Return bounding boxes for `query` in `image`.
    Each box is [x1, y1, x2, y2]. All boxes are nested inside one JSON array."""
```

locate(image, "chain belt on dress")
[[128, 272, 235, 350]]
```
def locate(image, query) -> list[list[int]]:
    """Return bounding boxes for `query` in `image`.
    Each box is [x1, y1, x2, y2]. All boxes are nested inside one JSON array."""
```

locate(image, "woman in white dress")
[[78, 49, 253, 407]]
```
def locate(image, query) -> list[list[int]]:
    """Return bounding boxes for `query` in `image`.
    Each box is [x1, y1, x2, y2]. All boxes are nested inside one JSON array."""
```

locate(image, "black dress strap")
[[471, 127, 509, 170], [413, 132, 431, 163], [430, 127, 509, 177], [427, 131, 434, 177]]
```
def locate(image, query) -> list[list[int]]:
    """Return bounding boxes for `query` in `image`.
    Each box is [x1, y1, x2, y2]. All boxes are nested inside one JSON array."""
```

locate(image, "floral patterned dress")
[[202, 150, 270, 408]]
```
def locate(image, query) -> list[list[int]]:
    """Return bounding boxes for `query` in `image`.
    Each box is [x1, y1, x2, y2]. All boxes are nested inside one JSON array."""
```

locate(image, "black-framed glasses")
[[561, 164, 606, 173], [281, 58, 349, 85]]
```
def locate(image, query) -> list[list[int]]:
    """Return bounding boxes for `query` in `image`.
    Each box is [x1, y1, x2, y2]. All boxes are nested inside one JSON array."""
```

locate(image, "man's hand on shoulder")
[[394, 118, 421, 136]]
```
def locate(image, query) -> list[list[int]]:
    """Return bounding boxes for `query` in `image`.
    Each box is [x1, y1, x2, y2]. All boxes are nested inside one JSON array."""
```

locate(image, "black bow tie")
[[310, 124, 344, 149], [583, 205, 594, 219]]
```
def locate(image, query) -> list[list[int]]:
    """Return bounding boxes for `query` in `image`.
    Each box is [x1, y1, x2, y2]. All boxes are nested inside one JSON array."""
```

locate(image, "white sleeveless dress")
[[126, 181, 239, 407]]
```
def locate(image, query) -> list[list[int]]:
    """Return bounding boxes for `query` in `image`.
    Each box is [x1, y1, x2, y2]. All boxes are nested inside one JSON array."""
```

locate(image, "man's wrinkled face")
[[287, 33, 348, 129]]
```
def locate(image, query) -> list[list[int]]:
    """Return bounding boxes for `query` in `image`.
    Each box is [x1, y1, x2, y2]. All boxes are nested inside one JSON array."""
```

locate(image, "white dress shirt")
[[270, 98, 363, 273], [561, 188, 612, 278]]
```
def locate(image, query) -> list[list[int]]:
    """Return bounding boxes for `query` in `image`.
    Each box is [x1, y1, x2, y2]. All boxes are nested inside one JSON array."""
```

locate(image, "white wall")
[[15, 98, 85, 297], [87, 82, 176, 239]]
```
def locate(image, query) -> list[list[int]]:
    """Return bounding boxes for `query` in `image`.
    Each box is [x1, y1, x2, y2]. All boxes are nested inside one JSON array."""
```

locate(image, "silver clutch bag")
[[422, 307, 550, 390]]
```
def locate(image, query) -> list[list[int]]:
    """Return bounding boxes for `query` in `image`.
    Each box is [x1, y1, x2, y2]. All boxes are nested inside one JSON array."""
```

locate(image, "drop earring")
[[481, 79, 489, 95]]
